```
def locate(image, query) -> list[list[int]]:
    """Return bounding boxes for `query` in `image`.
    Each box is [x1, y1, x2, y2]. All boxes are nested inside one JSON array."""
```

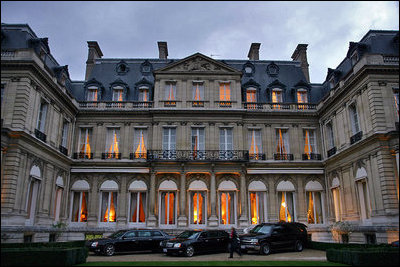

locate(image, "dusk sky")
[[1, 1, 399, 83]]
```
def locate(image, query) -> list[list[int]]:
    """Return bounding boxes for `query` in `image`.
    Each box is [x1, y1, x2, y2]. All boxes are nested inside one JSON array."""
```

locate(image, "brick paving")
[[87, 248, 327, 262]]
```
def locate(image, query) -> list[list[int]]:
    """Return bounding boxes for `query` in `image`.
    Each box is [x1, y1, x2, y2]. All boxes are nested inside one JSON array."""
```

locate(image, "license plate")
[[163, 248, 167, 253], [241, 245, 246, 249]]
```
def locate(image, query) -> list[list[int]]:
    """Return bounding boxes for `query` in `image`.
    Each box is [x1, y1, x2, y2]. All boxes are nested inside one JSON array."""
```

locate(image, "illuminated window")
[[278, 191, 294, 222], [134, 128, 147, 159], [139, 87, 149, 102], [71, 191, 88, 222], [219, 191, 235, 225], [160, 192, 176, 225], [303, 129, 316, 159], [297, 89, 308, 109], [331, 178, 341, 222], [271, 88, 282, 109], [219, 128, 233, 159], [36, 101, 48, 132], [248, 181, 267, 225], [191, 127, 205, 159], [165, 82, 176, 106], [349, 104, 360, 135], [393, 88, 399, 116], [112, 86, 124, 102], [190, 191, 206, 225], [105, 128, 120, 158], [79, 128, 92, 159], [87, 87, 98, 101], [246, 87, 257, 109], [162, 127, 176, 159], [101, 191, 117, 222], [130, 192, 146, 223], [248, 129, 262, 160], [276, 129, 289, 155], [219, 82, 231, 107], [306, 191, 323, 224], [192, 82, 204, 106]]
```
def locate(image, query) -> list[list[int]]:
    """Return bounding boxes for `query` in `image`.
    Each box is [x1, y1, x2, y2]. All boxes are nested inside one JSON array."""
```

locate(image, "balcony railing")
[[302, 153, 322, 160], [216, 101, 233, 108], [130, 152, 147, 159], [73, 152, 93, 159], [59, 145, 68, 156], [34, 129, 46, 142], [350, 131, 363, 145], [191, 101, 205, 107], [248, 153, 266, 160], [147, 150, 249, 162], [274, 153, 294, 160], [243, 102, 317, 111], [79, 101, 153, 109], [102, 152, 121, 159], [327, 147, 337, 157]]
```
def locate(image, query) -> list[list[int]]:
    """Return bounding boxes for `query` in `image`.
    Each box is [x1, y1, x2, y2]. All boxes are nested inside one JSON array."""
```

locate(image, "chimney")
[[158, 41, 168, 60], [248, 43, 261, 60], [85, 41, 103, 80], [291, 44, 310, 82]]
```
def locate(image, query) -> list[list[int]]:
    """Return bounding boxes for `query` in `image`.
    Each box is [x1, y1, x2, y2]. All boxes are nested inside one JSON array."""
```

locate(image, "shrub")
[[326, 247, 399, 266], [307, 241, 392, 251]]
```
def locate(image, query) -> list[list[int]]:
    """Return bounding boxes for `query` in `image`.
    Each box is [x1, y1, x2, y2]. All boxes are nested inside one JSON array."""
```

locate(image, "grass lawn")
[[76, 261, 348, 266]]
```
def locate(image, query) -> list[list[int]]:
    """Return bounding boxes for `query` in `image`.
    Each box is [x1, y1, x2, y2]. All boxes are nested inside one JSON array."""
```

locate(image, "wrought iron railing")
[[327, 147, 337, 157], [302, 153, 322, 160], [216, 101, 232, 108], [130, 152, 147, 159], [79, 101, 153, 109], [274, 153, 294, 160], [248, 153, 266, 160], [73, 152, 93, 159], [147, 150, 249, 162], [59, 145, 68, 156], [243, 102, 317, 110], [350, 131, 363, 145], [102, 152, 121, 159], [34, 129, 46, 142]]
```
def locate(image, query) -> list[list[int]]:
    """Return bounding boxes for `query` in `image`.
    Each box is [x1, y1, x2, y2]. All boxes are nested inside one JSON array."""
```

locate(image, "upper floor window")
[[165, 82, 176, 106], [139, 87, 149, 102], [246, 87, 257, 109], [326, 122, 335, 149], [276, 128, 289, 155], [1, 83, 5, 105], [272, 88, 283, 109], [192, 82, 204, 107], [105, 128, 120, 159], [36, 101, 48, 133], [78, 128, 92, 159], [163, 127, 176, 159], [134, 128, 147, 159], [303, 129, 316, 159], [351, 52, 359, 66], [349, 103, 360, 135], [297, 89, 308, 109], [112, 86, 124, 102], [87, 86, 98, 101], [219, 83, 231, 107], [61, 120, 69, 148], [393, 87, 399, 116], [248, 129, 262, 160], [192, 127, 205, 159]]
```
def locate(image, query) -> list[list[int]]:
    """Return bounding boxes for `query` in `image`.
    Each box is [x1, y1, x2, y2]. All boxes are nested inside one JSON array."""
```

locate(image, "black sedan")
[[239, 222, 307, 255], [161, 230, 230, 257], [86, 229, 172, 256]]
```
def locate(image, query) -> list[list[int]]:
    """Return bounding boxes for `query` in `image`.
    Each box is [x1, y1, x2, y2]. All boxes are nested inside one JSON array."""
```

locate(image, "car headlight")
[[173, 243, 181, 248], [91, 242, 98, 247], [250, 239, 258, 243]]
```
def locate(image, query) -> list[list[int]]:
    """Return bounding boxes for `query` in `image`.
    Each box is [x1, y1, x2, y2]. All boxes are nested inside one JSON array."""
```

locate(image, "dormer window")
[[246, 87, 257, 109], [116, 61, 129, 75], [271, 88, 283, 109], [351, 52, 359, 66], [112, 86, 124, 102], [329, 78, 335, 89], [139, 87, 149, 102], [87, 86, 98, 101], [297, 89, 308, 109]]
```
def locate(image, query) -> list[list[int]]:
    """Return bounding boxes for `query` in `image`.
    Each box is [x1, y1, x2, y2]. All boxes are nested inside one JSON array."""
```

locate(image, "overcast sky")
[[1, 1, 399, 83]]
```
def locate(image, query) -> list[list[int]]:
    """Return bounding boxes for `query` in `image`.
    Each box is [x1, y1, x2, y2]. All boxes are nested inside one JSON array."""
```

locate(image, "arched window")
[[70, 180, 89, 222], [99, 180, 118, 223], [248, 181, 267, 225], [188, 180, 207, 226], [159, 180, 178, 227], [277, 181, 296, 222], [26, 165, 41, 225], [305, 181, 324, 224], [218, 180, 237, 226], [331, 177, 341, 222], [129, 180, 147, 224], [54, 176, 64, 222]]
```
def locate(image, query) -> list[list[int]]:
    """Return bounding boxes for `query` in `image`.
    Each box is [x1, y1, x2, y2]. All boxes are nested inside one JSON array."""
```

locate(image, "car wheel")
[[185, 245, 195, 257], [294, 240, 303, 252], [260, 243, 271, 255], [103, 244, 115, 256]]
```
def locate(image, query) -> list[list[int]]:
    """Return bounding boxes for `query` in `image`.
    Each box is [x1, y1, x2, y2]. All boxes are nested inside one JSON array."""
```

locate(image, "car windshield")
[[107, 230, 127, 239], [176, 231, 201, 239], [250, 225, 274, 235]]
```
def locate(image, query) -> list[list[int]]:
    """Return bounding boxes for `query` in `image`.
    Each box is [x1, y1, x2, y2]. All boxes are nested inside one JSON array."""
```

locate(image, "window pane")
[[134, 129, 147, 159], [193, 83, 204, 100]]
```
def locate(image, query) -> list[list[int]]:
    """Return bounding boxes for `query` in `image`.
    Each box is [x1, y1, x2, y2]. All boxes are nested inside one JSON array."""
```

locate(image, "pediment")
[[154, 53, 241, 74]]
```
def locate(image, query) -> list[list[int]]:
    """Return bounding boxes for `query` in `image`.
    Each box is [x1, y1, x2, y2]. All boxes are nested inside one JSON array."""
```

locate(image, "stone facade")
[[1, 24, 398, 244]]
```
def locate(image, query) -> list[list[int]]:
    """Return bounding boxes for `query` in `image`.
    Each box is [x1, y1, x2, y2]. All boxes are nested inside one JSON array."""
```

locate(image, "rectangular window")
[[303, 129, 316, 159], [162, 127, 176, 159], [54, 187, 63, 222], [130, 192, 146, 223], [79, 128, 92, 159], [219, 128, 233, 159], [326, 122, 335, 149], [278, 191, 294, 222], [1, 83, 4, 105], [276, 129, 289, 154], [306, 191, 323, 224], [112, 88, 124, 102], [349, 104, 360, 135], [219, 83, 231, 101], [160, 191, 176, 225], [71, 191, 88, 222], [87, 87, 98, 101], [248, 129, 262, 160], [139, 87, 149, 102], [101, 191, 117, 222], [105, 128, 120, 158], [357, 180, 371, 220], [26, 179, 40, 222], [191, 127, 205, 159], [192, 82, 204, 101], [190, 191, 206, 225], [165, 82, 176, 106], [332, 187, 341, 222], [250, 191, 266, 225], [297, 89, 308, 109], [61, 121, 69, 148], [220, 191, 235, 225], [36, 101, 48, 132], [393, 88, 399, 116], [133, 128, 147, 159]]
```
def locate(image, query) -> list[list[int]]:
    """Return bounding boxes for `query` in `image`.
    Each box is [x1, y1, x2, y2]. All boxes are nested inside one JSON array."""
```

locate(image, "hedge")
[[307, 241, 393, 251], [1, 240, 86, 249], [326, 247, 399, 266]]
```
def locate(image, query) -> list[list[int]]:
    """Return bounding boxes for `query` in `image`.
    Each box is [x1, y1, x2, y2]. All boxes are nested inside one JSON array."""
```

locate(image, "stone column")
[[147, 169, 157, 227], [238, 169, 249, 227], [117, 175, 127, 228], [87, 175, 98, 227], [208, 165, 218, 227], [177, 166, 188, 226]]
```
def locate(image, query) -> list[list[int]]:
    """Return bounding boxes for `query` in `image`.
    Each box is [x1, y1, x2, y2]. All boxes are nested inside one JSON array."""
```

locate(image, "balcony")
[[216, 101, 232, 108], [248, 153, 266, 160], [350, 131, 363, 145], [34, 129, 46, 142], [73, 152, 93, 159], [274, 153, 294, 160], [190, 101, 205, 107], [130, 152, 147, 159], [243, 102, 317, 111], [147, 150, 249, 162], [59, 145, 68, 156], [327, 147, 337, 157], [79, 101, 153, 109], [302, 153, 322, 160], [102, 152, 121, 159]]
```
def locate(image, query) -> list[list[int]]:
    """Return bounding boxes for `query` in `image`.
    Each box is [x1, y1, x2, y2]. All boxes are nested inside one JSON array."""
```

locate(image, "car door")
[[137, 230, 153, 251], [117, 231, 137, 252], [218, 231, 230, 251], [150, 231, 166, 250], [269, 226, 286, 249], [206, 231, 219, 252], [195, 231, 209, 253]]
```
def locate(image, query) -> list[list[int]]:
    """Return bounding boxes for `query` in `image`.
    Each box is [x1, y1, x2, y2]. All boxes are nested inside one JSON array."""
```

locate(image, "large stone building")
[[1, 23, 399, 244]]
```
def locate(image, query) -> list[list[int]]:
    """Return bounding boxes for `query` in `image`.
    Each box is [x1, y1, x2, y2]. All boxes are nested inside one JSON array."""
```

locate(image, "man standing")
[[229, 227, 242, 258]]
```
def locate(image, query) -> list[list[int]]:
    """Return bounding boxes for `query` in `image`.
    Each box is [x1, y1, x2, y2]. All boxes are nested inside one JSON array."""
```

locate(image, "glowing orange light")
[[247, 90, 256, 109], [108, 132, 119, 158], [80, 132, 92, 159], [135, 131, 147, 159], [304, 130, 311, 159], [104, 193, 116, 222], [249, 131, 259, 160], [297, 91, 307, 109], [307, 192, 315, 224], [250, 193, 258, 224], [80, 192, 87, 222], [277, 129, 286, 155], [272, 91, 281, 109], [219, 83, 231, 101], [279, 193, 291, 222], [221, 193, 231, 225]]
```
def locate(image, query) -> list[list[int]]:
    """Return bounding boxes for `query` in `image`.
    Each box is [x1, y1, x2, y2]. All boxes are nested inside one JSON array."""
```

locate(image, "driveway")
[[86, 249, 327, 262]]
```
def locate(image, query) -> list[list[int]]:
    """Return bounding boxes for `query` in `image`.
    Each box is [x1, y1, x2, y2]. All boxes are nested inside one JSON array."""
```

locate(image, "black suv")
[[161, 230, 230, 257], [239, 222, 307, 255], [86, 229, 172, 256]]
